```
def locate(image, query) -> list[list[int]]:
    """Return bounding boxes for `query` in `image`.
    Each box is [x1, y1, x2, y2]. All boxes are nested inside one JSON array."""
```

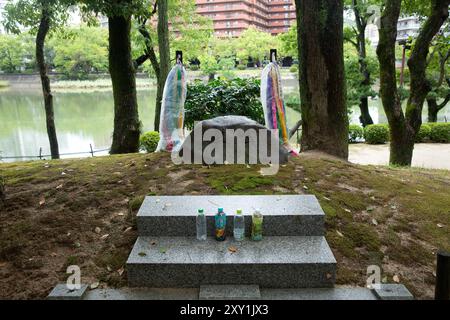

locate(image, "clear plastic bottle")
[[233, 209, 245, 241], [215, 207, 227, 241], [251, 209, 263, 241], [196, 208, 207, 241]]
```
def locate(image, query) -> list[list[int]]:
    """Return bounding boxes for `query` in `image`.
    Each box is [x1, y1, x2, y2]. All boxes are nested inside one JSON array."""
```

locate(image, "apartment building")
[[366, 16, 422, 47], [196, 0, 296, 37]]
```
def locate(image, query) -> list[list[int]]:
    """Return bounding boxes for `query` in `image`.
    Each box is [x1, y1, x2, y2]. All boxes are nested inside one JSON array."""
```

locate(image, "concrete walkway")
[[349, 143, 450, 170]]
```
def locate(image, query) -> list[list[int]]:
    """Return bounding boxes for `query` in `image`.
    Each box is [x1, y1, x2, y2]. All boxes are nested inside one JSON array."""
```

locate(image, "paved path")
[[349, 143, 450, 170]]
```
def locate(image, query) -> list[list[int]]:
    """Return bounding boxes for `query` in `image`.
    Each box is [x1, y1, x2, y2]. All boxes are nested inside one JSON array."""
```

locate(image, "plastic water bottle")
[[233, 209, 245, 241], [251, 209, 263, 241], [215, 207, 227, 241], [196, 208, 207, 241]]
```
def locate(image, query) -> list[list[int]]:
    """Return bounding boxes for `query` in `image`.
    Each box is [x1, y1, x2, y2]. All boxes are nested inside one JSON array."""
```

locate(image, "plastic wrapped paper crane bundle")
[[261, 52, 298, 156], [156, 57, 187, 153]]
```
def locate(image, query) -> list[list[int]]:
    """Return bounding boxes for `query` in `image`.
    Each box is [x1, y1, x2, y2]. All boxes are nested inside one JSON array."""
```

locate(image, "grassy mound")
[[0, 153, 449, 299]]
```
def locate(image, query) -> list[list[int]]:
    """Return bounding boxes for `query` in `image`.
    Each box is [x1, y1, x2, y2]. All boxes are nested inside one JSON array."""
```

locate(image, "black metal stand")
[[435, 251, 450, 300]]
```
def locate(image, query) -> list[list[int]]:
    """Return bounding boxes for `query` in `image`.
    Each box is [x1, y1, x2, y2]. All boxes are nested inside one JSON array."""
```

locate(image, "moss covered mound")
[[0, 152, 449, 299]]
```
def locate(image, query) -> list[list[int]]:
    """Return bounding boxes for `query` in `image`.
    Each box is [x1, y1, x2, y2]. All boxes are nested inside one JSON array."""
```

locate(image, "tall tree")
[[3, 0, 71, 159], [295, 0, 349, 159], [426, 30, 450, 122], [80, 0, 143, 154], [377, 0, 449, 166], [344, 0, 379, 126], [154, 0, 170, 132]]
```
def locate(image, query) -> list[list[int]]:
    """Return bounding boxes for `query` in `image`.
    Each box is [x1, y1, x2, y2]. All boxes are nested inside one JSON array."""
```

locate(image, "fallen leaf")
[[100, 234, 109, 240], [326, 273, 332, 279], [159, 248, 167, 254], [117, 212, 125, 216], [74, 242, 81, 248], [303, 185, 309, 190], [336, 230, 344, 238], [50, 252, 57, 257], [150, 240, 157, 246], [323, 197, 331, 201], [117, 268, 124, 276], [372, 219, 378, 226], [94, 227, 101, 234], [39, 198, 45, 206], [106, 265, 112, 272], [138, 252, 147, 257], [416, 190, 423, 194], [61, 172, 66, 176], [123, 227, 132, 233], [0, 262, 6, 268], [437, 224, 443, 228], [56, 184, 63, 189], [90, 282, 99, 290], [393, 275, 400, 283], [228, 246, 238, 253], [344, 209, 351, 213]]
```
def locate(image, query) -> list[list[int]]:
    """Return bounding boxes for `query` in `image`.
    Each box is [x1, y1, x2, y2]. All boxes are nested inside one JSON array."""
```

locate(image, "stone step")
[[127, 236, 336, 288], [137, 195, 325, 237]]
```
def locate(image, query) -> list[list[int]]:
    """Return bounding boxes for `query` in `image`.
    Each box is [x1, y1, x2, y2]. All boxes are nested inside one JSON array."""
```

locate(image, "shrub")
[[429, 123, 450, 143], [289, 65, 298, 73], [139, 131, 160, 153], [364, 124, 389, 144], [285, 94, 301, 112], [415, 124, 431, 143], [349, 125, 364, 143], [237, 64, 246, 70], [189, 64, 199, 71], [185, 78, 264, 130]]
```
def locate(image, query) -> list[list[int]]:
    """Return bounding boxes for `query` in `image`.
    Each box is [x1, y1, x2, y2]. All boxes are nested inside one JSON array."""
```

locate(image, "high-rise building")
[[0, 0, 7, 34], [195, 0, 296, 37]]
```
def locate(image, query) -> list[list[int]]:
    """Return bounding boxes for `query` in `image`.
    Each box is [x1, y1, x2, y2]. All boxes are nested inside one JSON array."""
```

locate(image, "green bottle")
[[251, 209, 263, 241]]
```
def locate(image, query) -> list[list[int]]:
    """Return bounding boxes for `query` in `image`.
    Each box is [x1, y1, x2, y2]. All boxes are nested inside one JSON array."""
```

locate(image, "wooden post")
[[435, 251, 450, 300], [39, 147, 42, 160], [270, 49, 277, 63], [176, 50, 183, 64], [90, 144, 94, 157]]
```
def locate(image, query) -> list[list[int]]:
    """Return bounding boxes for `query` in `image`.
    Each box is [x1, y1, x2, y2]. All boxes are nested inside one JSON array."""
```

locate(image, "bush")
[[237, 64, 246, 70], [349, 125, 364, 143], [139, 131, 160, 153], [429, 123, 450, 143], [189, 64, 199, 71], [415, 124, 431, 143], [364, 124, 390, 144], [285, 94, 300, 112], [185, 78, 264, 130], [289, 65, 298, 73]]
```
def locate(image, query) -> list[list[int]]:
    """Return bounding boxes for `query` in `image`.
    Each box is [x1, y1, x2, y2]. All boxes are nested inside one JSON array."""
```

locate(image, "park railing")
[[0, 144, 110, 162]]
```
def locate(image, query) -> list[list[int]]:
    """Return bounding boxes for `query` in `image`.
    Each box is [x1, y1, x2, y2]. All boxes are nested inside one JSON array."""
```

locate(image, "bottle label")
[[215, 214, 226, 239]]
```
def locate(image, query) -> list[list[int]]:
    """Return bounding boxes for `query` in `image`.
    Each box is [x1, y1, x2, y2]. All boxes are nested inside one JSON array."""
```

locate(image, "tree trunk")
[[359, 97, 374, 127], [376, 0, 412, 166], [354, 1, 374, 127], [108, 13, 140, 154], [154, 0, 171, 132], [427, 97, 439, 122], [36, 9, 59, 159], [406, 0, 450, 135], [295, 0, 348, 159]]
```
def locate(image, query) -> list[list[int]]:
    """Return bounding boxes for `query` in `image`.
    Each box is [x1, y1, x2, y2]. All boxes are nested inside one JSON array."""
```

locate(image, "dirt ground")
[[0, 152, 449, 299]]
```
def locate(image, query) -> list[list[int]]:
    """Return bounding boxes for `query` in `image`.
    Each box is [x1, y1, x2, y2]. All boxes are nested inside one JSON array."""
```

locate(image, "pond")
[[0, 87, 302, 161], [1, 86, 449, 162]]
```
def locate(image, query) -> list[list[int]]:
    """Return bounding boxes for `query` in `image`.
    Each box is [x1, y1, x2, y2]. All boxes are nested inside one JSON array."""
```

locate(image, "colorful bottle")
[[196, 208, 207, 241], [251, 209, 263, 241], [233, 209, 245, 241], [215, 207, 227, 241]]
